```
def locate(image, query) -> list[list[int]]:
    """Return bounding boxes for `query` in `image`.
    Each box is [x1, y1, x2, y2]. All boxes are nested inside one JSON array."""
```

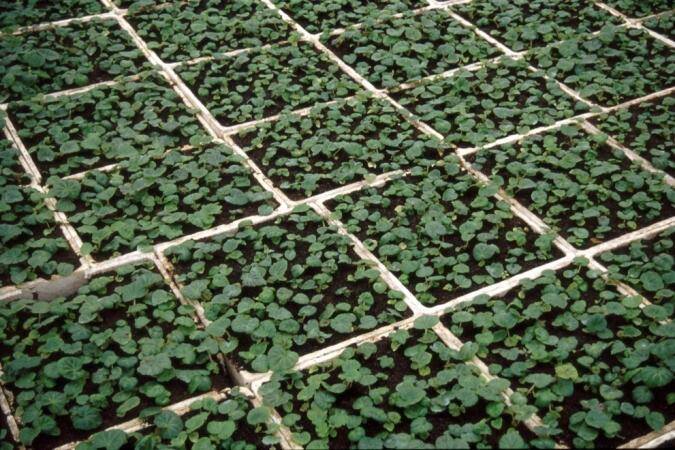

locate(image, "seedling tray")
[[326, 160, 562, 307], [323, 8, 500, 89], [0, 18, 149, 103], [9, 71, 209, 179], [255, 321, 548, 448], [467, 125, 675, 249], [46, 142, 278, 260], [0, 261, 230, 447], [273, 0, 428, 34], [0, 0, 104, 29], [175, 41, 361, 127], [598, 226, 674, 307], [391, 57, 589, 148], [443, 261, 674, 447], [452, 0, 621, 52], [589, 94, 674, 177], [165, 207, 411, 374], [127, 0, 292, 63], [527, 26, 675, 107], [78, 388, 280, 450], [233, 94, 442, 199]]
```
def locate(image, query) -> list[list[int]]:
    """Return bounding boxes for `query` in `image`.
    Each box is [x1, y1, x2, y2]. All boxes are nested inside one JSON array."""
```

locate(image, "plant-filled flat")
[[527, 26, 675, 107], [392, 57, 588, 148], [590, 95, 674, 177], [327, 161, 561, 306], [176, 41, 360, 127], [602, 0, 674, 18], [467, 125, 675, 249], [323, 9, 500, 89], [444, 262, 675, 447], [274, 0, 428, 34], [0, 0, 104, 29], [128, 0, 292, 63], [79, 390, 279, 450], [452, 0, 620, 52], [645, 12, 674, 41], [47, 143, 277, 260], [0, 139, 79, 285], [234, 94, 443, 200], [259, 323, 549, 448], [0, 263, 229, 448], [0, 19, 150, 103], [598, 227, 674, 310], [166, 207, 410, 373], [10, 72, 209, 179]]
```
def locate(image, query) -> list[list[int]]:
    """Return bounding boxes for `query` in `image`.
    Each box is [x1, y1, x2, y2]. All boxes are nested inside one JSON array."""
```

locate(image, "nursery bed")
[[0, 0, 673, 448]]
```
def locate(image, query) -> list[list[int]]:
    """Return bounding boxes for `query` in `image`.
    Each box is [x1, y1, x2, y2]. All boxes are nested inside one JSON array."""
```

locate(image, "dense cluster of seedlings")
[[452, 0, 620, 52], [0, 0, 104, 29], [9, 72, 209, 178], [467, 125, 675, 248], [590, 94, 674, 177], [274, 0, 428, 33], [444, 262, 675, 447], [167, 208, 410, 373], [0, 0, 673, 448], [176, 41, 361, 127], [598, 227, 674, 308], [127, 0, 292, 63], [0, 19, 149, 102], [260, 323, 547, 448], [79, 390, 279, 450], [0, 264, 228, 447], [527, 26, 675, 107], [47, 143, 277, 259], [392, 57, 588, 148], [328, 160, 560, 306], [324, 9, 500, 89], [234, 94, 442, 199]]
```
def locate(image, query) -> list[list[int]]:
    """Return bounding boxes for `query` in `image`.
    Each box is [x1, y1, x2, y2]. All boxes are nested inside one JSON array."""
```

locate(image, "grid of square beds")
[[0, 0, 673, 448]]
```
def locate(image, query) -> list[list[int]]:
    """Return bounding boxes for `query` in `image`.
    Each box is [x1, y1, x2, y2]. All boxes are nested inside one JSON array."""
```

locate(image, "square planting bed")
[[127, 0, 292, 63], [0, 19, 150, 103], [0, 263, 229, 448], [46, 142, 277, 260], [175, 41, 361, 127], [258, 324, 548, 448], [79, 390, 279, 450], [165, 207, 410, 374], [9, 72, 209, 179], [590, 94, 674, 177], [273, 0, 428, 34], [443, 262, 675, 447], [391, 57, 588, 148], [527, 26, 675, 107], [233, 94, 444, 200], [467, 125, 675, 249], [0, 0, 104, 29], [452, 0, 620, 52], [602, 0, 674, 19], [326, 161, 561, 307], [598, 227, 674, 309], [323, 9, 500, 89]]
